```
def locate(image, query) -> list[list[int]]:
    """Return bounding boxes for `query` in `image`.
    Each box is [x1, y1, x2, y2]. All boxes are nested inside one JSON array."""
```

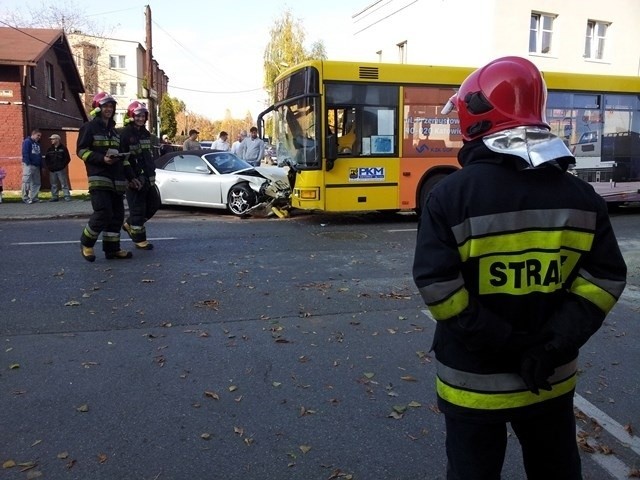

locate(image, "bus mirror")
[[326, 134, 337, 171]]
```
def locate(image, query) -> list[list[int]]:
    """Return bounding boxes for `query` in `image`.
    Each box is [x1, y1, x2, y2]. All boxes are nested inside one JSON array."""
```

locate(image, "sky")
[[0, 0, 370, 121]]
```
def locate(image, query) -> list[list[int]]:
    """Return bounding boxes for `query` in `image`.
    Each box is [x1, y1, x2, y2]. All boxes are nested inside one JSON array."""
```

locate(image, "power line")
[[150, 19, 261, 91], [0, 19, 265, 96], [83, 6, 146, 18], [84, 5, 264, 93], [84, 4, 259, 89]]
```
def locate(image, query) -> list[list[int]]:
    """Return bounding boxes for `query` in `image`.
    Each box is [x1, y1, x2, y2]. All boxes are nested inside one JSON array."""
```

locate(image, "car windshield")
[[204, 152, 253, 174]]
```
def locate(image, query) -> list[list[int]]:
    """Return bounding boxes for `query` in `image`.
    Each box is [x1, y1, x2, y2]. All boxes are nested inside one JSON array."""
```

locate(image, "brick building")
[[0, 28, 87, 191]]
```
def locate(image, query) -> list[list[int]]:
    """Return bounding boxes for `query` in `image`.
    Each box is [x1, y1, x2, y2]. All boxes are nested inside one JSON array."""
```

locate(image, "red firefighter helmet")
[[127, 100, 149, 120], [451, 56, 549, 141], [92, 92, 117, 109]]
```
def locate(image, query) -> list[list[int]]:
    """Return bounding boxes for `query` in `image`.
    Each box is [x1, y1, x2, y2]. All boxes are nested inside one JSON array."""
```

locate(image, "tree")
[[263, 10, 309, 101], [308, 40, 328, 61], [263, 10, 329, 100], [262, 11, 327, 139], [159, 94, 177, 139], [170, 97, 186, 116], [0, 0, 108, 36]]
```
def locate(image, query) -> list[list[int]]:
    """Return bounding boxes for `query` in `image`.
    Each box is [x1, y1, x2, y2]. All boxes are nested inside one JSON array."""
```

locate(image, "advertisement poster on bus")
[[403, 86, 462, 158]]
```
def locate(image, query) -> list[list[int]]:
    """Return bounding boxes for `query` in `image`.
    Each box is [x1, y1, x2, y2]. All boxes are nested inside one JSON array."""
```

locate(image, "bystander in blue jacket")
[[21, 128, 42, 203]]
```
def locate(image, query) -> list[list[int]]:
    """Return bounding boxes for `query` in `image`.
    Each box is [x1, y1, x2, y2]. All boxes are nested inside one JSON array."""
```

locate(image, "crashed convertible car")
[[154, 149, 291, 216]]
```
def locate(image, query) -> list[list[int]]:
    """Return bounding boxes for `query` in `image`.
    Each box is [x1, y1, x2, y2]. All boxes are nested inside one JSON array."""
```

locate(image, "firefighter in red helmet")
[[120, 100, 158, 250], [413, 57, 627, 479], [78, 92, 140, 261]]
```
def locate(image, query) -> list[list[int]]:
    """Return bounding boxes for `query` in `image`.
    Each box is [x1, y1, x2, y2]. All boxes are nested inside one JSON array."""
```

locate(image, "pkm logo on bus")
[[349, 167, 385, 181]]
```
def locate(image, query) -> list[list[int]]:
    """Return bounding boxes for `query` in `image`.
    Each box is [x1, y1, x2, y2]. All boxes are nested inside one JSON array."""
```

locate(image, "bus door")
[[324, 83, 400, 212]]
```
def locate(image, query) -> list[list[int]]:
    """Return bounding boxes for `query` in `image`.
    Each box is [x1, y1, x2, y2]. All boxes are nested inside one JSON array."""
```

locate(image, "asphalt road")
[[0, 208, 638, 480]]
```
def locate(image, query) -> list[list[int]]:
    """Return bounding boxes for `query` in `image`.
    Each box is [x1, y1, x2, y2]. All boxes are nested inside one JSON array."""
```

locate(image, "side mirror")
[[326, 134, 337, 171]]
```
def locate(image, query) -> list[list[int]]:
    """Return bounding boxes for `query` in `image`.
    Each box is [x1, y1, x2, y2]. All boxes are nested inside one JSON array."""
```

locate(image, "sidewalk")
[[0, 198, 92, 220]]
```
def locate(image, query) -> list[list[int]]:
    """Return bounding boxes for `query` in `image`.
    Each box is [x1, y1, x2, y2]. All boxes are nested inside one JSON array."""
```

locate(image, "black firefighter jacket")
[[119, 123, 156, 186], [413, 140, 627, 421], [77, 116, 133, 193]]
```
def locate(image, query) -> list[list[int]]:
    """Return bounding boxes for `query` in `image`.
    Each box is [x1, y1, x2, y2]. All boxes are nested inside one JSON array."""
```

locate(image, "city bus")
[[257, 60, 640, 213]]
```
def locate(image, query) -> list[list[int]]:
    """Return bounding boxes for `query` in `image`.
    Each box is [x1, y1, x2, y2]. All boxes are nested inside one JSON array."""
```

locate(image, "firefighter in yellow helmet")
[[413, 56, 627, 479]]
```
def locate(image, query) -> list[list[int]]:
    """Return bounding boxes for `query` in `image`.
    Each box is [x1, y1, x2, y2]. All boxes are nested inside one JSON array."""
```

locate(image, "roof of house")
[[0, 27, 63, 66], [0, 27, 84, 92]]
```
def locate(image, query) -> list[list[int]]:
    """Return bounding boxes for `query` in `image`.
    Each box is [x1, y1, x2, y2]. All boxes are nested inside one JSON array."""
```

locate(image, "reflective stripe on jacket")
[[413, 141, 627, 418], [436, 359, 577, 410], [77, 116, 132, 193], [119, 124, 156, 185], [422, 208, 624, 321]]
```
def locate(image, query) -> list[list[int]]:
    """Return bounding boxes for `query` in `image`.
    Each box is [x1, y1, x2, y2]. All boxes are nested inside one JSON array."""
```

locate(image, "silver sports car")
[[154, 150, 289, 216]]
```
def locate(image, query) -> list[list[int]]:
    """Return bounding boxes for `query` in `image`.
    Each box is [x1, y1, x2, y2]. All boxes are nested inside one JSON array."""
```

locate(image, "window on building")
[[397, 41, 407, 64], [529, 12, 555, 54], [28, 66, 36, 88], [109, 55, 126, 69], [45, 62, 55, 98], [114, 111, 125, 127], [60, 81, 67, 101], [109, 82, 126, 96], [584, 20, 608, 60]]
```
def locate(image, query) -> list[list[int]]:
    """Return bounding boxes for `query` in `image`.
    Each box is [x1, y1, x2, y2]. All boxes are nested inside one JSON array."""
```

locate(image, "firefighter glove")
[[129, 178, 142, 190], [519, 343, 557, 395]]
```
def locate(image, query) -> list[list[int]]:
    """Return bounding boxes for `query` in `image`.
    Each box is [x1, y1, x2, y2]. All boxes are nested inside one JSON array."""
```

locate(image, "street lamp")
[[185, 111, 189, 135]]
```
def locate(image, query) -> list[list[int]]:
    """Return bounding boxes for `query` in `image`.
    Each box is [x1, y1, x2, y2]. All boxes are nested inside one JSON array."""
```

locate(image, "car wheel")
[[227, 183, 256, 216]]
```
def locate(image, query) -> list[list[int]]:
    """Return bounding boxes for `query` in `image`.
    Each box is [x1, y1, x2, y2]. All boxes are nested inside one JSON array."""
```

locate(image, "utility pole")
[[145, 5, 157, 133], [145, 5, 153, 92]]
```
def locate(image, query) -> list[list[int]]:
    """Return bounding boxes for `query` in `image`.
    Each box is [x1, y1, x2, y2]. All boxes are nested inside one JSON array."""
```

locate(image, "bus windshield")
[[274, 95, 320, 169]]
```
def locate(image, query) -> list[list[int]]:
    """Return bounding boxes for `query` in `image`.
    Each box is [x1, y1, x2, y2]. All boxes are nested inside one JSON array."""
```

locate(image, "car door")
[[160, 154, 223, 207]]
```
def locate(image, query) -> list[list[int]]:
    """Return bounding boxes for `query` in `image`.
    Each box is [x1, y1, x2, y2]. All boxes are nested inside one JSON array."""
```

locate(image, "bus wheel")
[[418, 174, 447, 213]]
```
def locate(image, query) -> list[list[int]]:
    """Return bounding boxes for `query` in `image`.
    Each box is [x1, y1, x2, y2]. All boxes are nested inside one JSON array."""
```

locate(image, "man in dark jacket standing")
[[120, 100, 157, 250], [44, 134, 72, 202], [413, 56, 627, 480], [78, 92, 139, 262], [21, 128, 42, 204]]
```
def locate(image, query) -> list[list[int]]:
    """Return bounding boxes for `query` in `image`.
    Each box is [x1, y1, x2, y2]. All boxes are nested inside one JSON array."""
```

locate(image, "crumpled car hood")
[[234, 166, 289, 186]]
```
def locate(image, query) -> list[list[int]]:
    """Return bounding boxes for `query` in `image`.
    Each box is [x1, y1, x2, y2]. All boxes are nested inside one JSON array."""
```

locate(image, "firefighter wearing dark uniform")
[[78, 92, 138, 261], [120, 101, 158, 250], [412, 57, 627, 480]]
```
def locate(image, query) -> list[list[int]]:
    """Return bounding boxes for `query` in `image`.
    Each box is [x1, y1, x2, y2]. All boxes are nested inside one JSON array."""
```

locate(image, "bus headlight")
[[295, 188, 319, 200]]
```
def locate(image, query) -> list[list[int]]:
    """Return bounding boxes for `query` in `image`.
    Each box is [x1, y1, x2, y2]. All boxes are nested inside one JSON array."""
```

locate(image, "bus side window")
[[327, 107, 358, 157], [339, 117, 357, 154]]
